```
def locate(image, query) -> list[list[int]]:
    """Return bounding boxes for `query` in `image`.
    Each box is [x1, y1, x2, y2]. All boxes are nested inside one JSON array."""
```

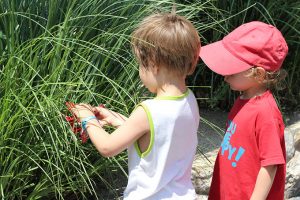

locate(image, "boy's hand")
[[71, 103, 95, 120], [93, 106, 127, 127]]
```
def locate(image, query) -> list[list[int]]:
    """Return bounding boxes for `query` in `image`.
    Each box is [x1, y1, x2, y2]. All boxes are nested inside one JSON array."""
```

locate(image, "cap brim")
[[199, 40, 252, 76]]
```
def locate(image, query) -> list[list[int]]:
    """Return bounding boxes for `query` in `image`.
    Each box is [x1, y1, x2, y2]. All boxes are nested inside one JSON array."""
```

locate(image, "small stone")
[[285, 151, 300, 198], [285, 128, 295, 162], [294, 131, 300, 151]]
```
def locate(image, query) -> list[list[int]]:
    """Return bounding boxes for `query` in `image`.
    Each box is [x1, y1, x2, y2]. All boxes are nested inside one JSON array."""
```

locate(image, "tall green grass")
[[0, 0, 221, 199], [0, 0, 144, 198]]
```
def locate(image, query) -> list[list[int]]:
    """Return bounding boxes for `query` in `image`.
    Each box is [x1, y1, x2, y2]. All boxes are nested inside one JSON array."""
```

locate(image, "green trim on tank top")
[[134, 103, 154, 158], [154, 89, 189, 100]]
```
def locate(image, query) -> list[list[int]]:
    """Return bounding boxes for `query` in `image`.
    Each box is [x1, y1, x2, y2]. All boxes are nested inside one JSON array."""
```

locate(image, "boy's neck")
[[240, 85, 267, 99], [155, 76, 187, 98]]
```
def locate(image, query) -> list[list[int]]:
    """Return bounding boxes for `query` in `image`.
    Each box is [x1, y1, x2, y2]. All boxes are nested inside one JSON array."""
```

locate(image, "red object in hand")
[[94, 104, 105, 118], [64, 102, 104, 143], [65, 101, 88, 143]]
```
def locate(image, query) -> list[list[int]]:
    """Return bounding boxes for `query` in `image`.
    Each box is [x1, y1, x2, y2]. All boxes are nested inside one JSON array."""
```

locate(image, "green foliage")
[[0, 0, 157, 199]]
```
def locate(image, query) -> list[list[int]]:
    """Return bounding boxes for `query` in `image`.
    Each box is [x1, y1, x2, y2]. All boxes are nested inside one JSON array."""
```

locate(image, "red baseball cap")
[[199, 21, 288, 75]]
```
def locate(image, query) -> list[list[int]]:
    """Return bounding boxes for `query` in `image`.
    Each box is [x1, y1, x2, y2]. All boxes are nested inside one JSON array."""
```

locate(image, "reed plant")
[[0, 0, 216, 199]]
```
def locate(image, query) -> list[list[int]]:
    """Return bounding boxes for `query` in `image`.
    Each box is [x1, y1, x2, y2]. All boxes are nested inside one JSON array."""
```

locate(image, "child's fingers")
[[69, 104, 94, 121], [93, 106, 110, 118], [66, 102, 74, 112], [94, 106, 127, 123], [76, 103, 93, 110], [99, 119, 109, 126]]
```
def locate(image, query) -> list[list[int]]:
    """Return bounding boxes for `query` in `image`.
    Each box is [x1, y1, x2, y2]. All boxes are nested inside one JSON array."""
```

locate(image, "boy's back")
[[124, 89, 199, 200]]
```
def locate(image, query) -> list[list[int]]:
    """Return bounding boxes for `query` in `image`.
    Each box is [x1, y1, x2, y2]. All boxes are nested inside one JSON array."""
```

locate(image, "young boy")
[[71, 12, 201, 199], [200, 21, 288, 200]]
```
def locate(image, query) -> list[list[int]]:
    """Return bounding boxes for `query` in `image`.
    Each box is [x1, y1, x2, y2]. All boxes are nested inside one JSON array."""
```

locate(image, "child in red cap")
[[200, 21, 288, 200]]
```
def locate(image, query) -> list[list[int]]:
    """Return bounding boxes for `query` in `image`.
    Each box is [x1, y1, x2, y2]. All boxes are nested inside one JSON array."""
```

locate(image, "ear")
[[255, 67, 266, 82]]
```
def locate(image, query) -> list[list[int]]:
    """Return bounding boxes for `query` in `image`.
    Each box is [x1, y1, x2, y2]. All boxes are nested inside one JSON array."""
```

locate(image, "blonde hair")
[[131, 12, 200, 75], [249, 67, 287, 90]]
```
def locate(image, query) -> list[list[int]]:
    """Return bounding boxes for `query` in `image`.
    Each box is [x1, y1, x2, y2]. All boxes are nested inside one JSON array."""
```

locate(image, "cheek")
[[225, 76, 236, 85], [226, 77, 247, 90], [139, 68, 146, 79]]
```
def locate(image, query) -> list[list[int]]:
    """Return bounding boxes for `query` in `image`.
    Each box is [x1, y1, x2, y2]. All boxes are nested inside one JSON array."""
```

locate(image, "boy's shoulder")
[[240, 90, 279, 110], [232, 90, 282, 122], [138, 90, 199, 116], [254, 91, 283, 123]]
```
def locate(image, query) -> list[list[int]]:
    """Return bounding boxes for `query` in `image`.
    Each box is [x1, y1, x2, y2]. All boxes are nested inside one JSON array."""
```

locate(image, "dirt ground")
[[197, 108, 227, 154]]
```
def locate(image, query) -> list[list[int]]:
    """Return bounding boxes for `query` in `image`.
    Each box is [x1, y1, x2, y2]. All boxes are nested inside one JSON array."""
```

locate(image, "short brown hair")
[[131, 12, 200, 75]]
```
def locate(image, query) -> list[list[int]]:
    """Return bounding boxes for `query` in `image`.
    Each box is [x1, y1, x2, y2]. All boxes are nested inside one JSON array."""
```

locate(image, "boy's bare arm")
[[86, 106, 149, 157], [72, 104, 149, 157], [250, 165, 277, 200]]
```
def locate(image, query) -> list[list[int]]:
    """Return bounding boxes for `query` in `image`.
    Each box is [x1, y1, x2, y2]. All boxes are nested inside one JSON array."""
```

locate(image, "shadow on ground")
[[197, 108, 227, 155]]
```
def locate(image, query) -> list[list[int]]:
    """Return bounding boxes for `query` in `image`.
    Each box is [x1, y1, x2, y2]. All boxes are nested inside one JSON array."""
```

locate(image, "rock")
[[196, 194, 208, 200], [288, 121, 300, 140], [285, 151, 300, 198], [288, 197, 300, 200], [192, 149, 218, 195], [285, 128, 295, 162], [294, 131, 300, 151]]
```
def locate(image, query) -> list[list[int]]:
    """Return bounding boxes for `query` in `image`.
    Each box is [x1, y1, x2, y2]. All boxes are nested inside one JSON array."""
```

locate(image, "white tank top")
[[123, 89, 199, 200]]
